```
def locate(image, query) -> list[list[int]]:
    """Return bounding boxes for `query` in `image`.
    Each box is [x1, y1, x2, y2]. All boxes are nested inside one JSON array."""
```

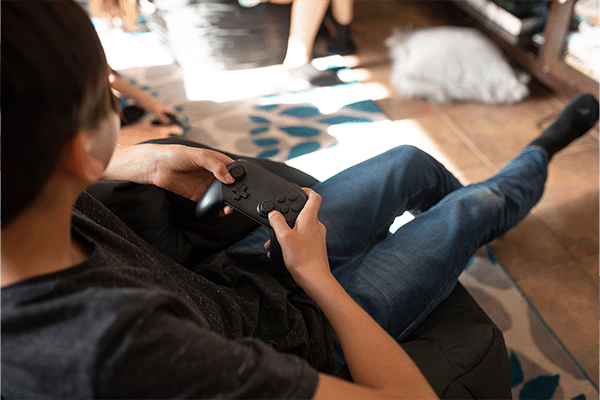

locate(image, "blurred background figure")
[[110, 71, 184, 145], [270, 0, 356, 85], [89, 0, 143, 32]]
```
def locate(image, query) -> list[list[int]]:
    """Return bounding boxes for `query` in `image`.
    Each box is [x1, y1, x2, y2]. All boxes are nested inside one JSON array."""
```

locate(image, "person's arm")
[[109, 72, 177, 124], [102, 143, 234, 202], [267, 189, 438, 399]]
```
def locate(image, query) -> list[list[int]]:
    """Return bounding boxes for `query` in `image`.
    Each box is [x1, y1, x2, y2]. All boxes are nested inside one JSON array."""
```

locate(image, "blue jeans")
[[229, 145, 548, 367]]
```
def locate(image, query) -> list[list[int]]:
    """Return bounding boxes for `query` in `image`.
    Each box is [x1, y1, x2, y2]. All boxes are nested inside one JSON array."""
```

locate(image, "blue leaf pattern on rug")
[[510, 352, 525, 387], [254, 138, 279, 147], [250, 127, 269, 135], [519, 375, 559, 400], [280, 106, 321, 118], [250, 115, 270, 124], [289, 142, 321, 159], [255, 104, 279, 110], [319, 115, 372, 125], [279, 126, 320, 137], [257, 149, 280, 158], [344, 100, 382, 113]]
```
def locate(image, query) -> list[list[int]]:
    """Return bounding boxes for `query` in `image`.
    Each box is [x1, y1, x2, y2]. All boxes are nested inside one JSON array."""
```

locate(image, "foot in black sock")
[[324, 12, 356, 56], [529, 93, 599, 159], [288, 63, 343, 87]]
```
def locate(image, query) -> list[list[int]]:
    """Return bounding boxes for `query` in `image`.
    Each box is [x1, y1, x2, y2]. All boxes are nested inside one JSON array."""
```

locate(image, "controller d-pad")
[[231, 185, 249, 201]]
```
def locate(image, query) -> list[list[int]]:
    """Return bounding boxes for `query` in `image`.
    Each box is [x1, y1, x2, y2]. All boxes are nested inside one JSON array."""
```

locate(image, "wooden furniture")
[[457, 0, 598, 99]]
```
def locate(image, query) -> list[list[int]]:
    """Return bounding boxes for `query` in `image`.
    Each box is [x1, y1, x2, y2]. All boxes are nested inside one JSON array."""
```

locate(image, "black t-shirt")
[[1, 192, 335, 398]]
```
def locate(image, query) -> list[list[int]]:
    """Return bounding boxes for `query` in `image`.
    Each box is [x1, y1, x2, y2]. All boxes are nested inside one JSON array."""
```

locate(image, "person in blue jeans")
[[229, 111, 596, 368], [2, 1, 599, 398]]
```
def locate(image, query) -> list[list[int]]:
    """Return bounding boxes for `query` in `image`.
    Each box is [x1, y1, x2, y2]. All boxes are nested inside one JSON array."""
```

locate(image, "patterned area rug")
[[115, 61, 388, 162], [461, 249, 598, 400]]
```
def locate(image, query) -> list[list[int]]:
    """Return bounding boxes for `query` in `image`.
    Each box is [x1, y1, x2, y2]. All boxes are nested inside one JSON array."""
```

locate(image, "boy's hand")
[[104, 144, 235, 212], [266, 188, 331, 283], [137, 93, 178, 124], [149, 145, 235, 203]]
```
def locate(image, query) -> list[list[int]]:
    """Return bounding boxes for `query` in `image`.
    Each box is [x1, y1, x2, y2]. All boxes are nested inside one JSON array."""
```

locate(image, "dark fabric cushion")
[[402, 283, 511, 399]]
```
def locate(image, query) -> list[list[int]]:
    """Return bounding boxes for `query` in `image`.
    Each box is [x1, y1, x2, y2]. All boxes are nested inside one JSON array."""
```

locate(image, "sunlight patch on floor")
[[286, 118, 466, 184], [286, 118, 466, 233], [94, 19, 174, 70]]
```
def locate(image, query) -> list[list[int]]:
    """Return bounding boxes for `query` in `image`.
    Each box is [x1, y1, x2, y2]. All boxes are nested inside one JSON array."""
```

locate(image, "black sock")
[[325, 12, 356, 55], [288, 63, 343, 87], [529, 93, 599, 159]]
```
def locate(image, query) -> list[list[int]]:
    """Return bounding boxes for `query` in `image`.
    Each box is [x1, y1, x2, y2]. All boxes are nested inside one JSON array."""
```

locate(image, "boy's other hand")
[[104, 144, 235, 211], [266, 188, 331, 284]]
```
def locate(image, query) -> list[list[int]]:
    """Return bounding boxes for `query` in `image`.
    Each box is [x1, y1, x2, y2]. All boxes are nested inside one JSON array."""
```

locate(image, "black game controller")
[[195, 159, 308, 264], [151, 113, 182, 127]]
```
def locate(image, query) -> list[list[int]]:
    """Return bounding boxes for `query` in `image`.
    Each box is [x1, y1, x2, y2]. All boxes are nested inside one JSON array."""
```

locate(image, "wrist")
[[292, 265, 336, 296], [103, 144, 159, 185]]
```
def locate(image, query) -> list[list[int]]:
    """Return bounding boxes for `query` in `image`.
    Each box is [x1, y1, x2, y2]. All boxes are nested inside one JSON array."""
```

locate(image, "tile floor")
[[346, 0, 599, 386]]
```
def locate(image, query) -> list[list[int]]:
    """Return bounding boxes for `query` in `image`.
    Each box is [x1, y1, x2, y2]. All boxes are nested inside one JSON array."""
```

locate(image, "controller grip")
[[269, 229, 285, 265], [195, 179, 225, 219]]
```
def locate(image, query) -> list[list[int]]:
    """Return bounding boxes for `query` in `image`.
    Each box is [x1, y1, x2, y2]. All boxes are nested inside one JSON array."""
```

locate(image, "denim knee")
[[386, 145, 437, 169]]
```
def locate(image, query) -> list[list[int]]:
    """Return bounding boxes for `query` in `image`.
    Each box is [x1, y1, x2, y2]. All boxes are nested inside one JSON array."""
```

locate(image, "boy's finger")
[[299, 188, 321, 219], [268, 210, 290, 236]]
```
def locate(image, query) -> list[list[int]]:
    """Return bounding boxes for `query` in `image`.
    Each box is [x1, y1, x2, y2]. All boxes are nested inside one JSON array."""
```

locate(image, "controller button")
[[291, 203, 301, 212], [231, 166, 246, 181], [232, 185, 249, 201], [276, 195, 286, 203], [288, 194, 297, 201], [258, 200, 274, 217], [280, 205, 289, 214]]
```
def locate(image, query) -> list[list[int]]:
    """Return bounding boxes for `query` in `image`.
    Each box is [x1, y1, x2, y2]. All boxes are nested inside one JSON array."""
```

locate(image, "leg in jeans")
[[231, 144, 548, 368], [329, 146, 548, 365]]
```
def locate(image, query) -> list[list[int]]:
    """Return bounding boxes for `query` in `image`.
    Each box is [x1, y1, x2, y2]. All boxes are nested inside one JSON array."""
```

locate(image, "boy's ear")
[[58, 131, 105, 183]]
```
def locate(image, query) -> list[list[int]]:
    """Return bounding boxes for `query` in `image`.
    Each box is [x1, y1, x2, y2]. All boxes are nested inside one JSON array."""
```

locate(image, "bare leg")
[[331, 0, 352, 25], [283, 0, 330, 68]]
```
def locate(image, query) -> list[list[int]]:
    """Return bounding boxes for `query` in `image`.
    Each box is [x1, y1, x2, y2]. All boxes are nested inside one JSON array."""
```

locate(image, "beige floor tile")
[[415, 113, 489, 172], [459, 167, 497, 185], [530, 149, 599, 259], [376, 93, 437, 121], [517, 267, 599, 387], [489, 215, 576, 278], [578, 256, 599, 283], [375, 98, 490, 174], [435, 93, 560, 165]]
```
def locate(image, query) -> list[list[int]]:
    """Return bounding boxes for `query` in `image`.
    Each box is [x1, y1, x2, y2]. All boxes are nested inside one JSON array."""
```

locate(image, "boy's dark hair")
[[1, 0, 118, 227]]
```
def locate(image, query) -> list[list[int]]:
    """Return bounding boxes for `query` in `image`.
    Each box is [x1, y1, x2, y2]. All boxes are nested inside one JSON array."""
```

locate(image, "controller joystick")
[[195, 159, 308, 265]]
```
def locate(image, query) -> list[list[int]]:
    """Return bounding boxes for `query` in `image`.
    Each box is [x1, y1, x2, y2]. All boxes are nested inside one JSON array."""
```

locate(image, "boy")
[[2, 1, 598, 398]]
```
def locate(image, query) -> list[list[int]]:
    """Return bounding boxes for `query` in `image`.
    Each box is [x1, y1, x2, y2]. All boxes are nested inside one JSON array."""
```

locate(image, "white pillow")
[[385, 27, 530, 104]]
